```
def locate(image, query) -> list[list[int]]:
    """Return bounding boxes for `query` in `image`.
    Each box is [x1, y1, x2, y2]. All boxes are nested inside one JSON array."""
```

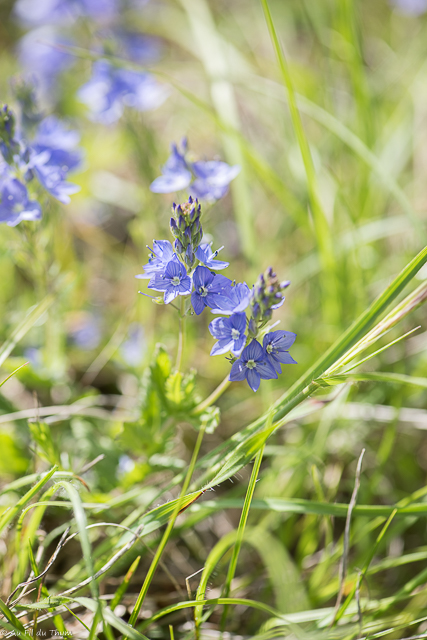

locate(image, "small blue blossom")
[[190, 161, 240, 202], [210, 282, 251, 315], [209, 312, 247, 356], [78, 60, 169, 124], [150, 140, 240, 201], [112, 30, 162, 63], [191, 266, 232, 316], [148, 258, 192, 304], [263, 330, 297, 374], [229, 339, 277, 392], [150, 141, 192, 193], [135, 240, 175, 280], [32, 159, 80, 204], [196, 243, 229, 270], [0, 176, 41, 226]]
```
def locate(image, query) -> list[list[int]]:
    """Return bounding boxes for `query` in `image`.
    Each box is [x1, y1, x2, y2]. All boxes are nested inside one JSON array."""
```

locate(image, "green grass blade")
[[56, 482, 98, 601], [180, 0, 255, 261], [73, 598, 150, 640], [0, 466, 58, 533], [221, 443, 266, 631], [0, 296, 54, 368], [0, 599, 33, 640], [260, 0, 339, 323], [126, 425, 206, 633]]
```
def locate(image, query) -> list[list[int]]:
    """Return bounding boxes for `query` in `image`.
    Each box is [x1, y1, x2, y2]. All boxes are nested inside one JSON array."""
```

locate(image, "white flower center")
[[246, 359, 256, 369], [231, 328, 240, 340], [266, 344, 273, 354], [199, 285, 208, 297], [171, 276, 181, 286]]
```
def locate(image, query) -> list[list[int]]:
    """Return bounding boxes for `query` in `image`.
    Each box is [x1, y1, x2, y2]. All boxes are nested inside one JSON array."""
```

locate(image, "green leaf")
[[0, 598, 33, 640], [198, 405, 220, 434]]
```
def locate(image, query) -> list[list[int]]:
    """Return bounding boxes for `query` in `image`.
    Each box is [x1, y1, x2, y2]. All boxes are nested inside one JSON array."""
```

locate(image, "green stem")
[[125, 424, 206, 635], [220, 444, 265, 633], [175, 296, 187, 372], [191, 374, 231, 416]]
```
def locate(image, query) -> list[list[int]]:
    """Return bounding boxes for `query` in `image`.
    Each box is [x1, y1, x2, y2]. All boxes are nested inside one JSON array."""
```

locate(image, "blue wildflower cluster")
[[14, 0, 168, 123], [0, 86, 82, 226], [136, 196, 296, 392], [150, 139, 240, 202]]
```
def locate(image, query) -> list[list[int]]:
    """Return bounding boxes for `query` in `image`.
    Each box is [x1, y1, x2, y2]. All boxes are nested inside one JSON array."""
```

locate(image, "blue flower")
[[191, 266, 231, 316], [32, 159, 80, 204], [210, 282, 251, 315], [78, 60, 168, 124], [190, 160, 240, 202], [150, 141, 240, 201], [263, 330, 297, 374], [148, 258, 192, 304], [150, 141, 192, 193], [0, 177, 41, 226], [135, 240, 174, 280], [196, 243, 229, 270], [14, 0, 118, 26], [17, 27, 75, 93], [209, 312, 246, 356], [112, 30, 161, 63], [229, 339, 277, 392]]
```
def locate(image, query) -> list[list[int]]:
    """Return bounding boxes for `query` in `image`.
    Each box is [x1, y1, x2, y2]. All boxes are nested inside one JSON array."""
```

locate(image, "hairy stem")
[[191, 374, 231, 416]]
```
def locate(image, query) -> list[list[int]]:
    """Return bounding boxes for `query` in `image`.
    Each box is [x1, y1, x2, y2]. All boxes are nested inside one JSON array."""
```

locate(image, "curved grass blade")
[[0, 466, 58, 533]]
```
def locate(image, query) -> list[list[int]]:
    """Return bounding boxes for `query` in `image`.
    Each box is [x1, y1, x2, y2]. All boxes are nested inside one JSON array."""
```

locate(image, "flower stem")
[[191, 373, 231, 416], [175, 296, 187, 371]]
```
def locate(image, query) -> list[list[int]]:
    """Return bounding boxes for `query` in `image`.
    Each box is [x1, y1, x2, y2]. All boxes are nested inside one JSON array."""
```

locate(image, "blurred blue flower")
[[190, 161, 240, 202], [210, 281, 251, 315], [33, 161, 80, 204], [209, 312, 246, 356], [78, 60, 169, 124], [0, 176, 41, 226], [150, 140, 240, 201], [120, 323, 146, 366], [196, 243, 229, 270], [263, 330, 297, 374], [113, 30, 162, 63], [229, 339, 277, 392], [70, 315, 101, 350], [14, 0, 118, 26], [390, 0, 427, 14], [17, 27, 75, 93], [150, 141, 192, 193], [148, 258, 192, 304], [135, 240, 175, 280], [191, 266, 231, 316]]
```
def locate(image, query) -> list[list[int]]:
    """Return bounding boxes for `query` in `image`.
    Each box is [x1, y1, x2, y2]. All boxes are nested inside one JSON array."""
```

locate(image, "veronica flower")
[[229, 339, 277, 392], [78, 60, 169, 125], [150, 140, 240, 201], [191, 266, 231, 316], [196, 243, 229, 270], [263, 330, 297, 374], [210, 282, 251, 315], [150, 141, 192, 193], [0, 176, 41, 226], [135, 240, 175, 280], [190, 161, 240, 202], [148, 258, 192, 304], [209, 312, 246, 356]]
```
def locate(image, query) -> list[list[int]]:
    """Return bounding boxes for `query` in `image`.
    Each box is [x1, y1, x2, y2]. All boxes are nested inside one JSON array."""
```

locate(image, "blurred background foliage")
[[0, 0, 427, 638]]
